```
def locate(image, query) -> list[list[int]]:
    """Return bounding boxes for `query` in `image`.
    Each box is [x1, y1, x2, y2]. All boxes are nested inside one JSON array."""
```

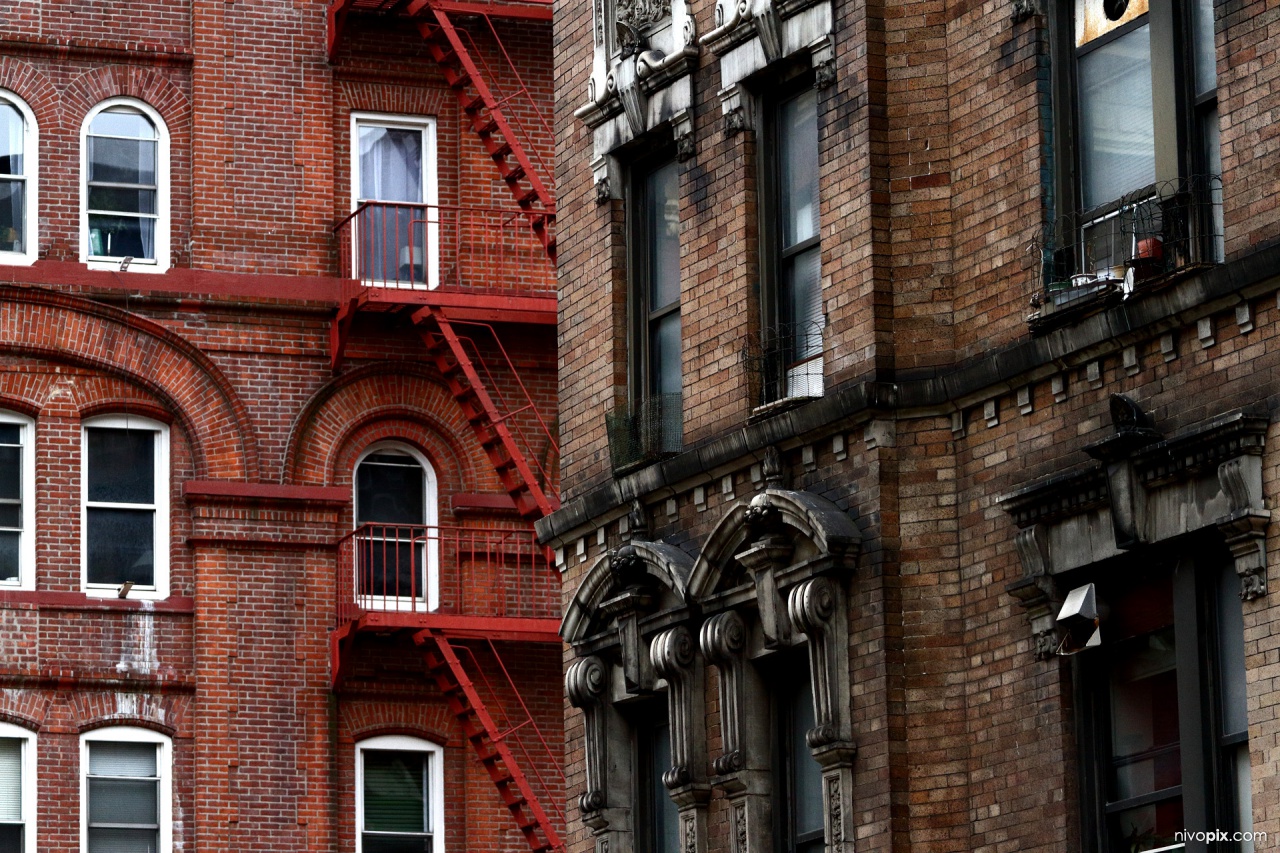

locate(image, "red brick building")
[[0, 2, 564, 852], [541, 0, 1280, 848]]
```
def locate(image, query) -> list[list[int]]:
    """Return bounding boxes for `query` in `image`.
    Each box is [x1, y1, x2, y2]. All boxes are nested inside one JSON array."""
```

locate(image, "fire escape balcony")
[[333, 522, 561, 641]]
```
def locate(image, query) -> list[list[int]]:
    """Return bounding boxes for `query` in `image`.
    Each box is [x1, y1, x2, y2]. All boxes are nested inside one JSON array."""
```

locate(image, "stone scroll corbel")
[[788, 576, 856, 851], [1217, 455, 1271, 601], [567, 656, 634, 849], [652, 626, 709, 853]]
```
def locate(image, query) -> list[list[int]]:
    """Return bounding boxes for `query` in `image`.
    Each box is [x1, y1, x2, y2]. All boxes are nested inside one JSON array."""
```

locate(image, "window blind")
[[363, 751, 428, 833], [0, 738, 20, 822]]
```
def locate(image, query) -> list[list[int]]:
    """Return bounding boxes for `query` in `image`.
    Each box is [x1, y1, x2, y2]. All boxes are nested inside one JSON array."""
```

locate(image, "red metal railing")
[[335, 523, 560, 626], [334, 202, 556, 293]]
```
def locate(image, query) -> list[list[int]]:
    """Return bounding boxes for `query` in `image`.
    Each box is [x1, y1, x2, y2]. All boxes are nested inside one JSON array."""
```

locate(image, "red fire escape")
[[327, 2, 563, 850]]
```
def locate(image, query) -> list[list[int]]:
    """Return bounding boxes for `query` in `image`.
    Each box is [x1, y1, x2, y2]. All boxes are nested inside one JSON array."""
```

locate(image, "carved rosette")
[[566, 656, 608, 815], [699, 610, 747, 775]]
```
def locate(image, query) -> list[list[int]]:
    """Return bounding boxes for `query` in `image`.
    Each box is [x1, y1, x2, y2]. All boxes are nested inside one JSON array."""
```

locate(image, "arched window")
[[0, 91, 37, 266], [0, 721, 36, 853], [81, 99, 169, 272], [0, 409, 35, 590], [353, 443, 438, 610], [80, 726, 172, 853], [355, 735, 444, 853]]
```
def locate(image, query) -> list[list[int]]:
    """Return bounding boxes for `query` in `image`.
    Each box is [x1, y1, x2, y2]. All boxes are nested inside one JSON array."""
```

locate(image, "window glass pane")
[[90, 742, 157, 777], [779, 88, 819, 248], [0, 180, 24, 253], [646, 161, 681, 312], [360, 126, 423, 204], [88, 137, 157, 187], [0, 738, 20, 821], [87, 428, 155, 505], [648, 718, 679, 853], [783, 246, 823, 363], [0, 425, 19, 444], [355, 203, 427, 283], [0, 533, 18, 582], [1106, 798, 1184, 852], [1236, 743, 1255, 853], [359, 537, 424, 599], [363, 751, 428, 833], [648, 312, 681, 398], [1109, 627, 1181, 801], [1078, 25, 1156, 209], [88, 778, 158, 825], [86, 827, 160, 853], [0, 505, 17, 528], [90, 110, 157, 141], [0, 104, 22, 177], [356, 455, 425, 526], [88, 215, 156, 261], [89, 187, 156, 216], [362, 836, 433, 853], [790, 678, 824, 839], [86, 508, 154, 586], [0, 825, 20, 853], [0, 444, 20, 502], [1192, 0, 1217, 96]]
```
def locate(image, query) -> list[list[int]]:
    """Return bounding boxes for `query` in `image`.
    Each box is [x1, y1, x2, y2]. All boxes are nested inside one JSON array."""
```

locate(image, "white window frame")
[[0, 722, 37, 853], [80, 726, 172, 853], [0, 410, 35, 591], [355, 734, 445, 853], [79, 97, 170, 274], [349, 112, 440, 289], [353, 441, 440, 612], [0, 90, 38, 267], [80, 415, 170, 599]]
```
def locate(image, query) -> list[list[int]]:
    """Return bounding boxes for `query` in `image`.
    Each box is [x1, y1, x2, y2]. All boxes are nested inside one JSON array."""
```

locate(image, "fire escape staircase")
[[417, 629, 564, 853]]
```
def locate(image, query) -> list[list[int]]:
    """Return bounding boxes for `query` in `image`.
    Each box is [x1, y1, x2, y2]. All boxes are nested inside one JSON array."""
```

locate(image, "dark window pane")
[[87, 214, 156, 261], [1078, 25, 1155, 209], [0, 533, 17, 582], [355, 204, 427, 283], [0, 505, 18, 528], [358, 536, 424, 599], [1109, 627, 1180, 800], [646, 717, 679, 853], [783, 246, 823, 363], [87, 428, 154, 504], [648, 313, 681, 399], [356, 456, 425, 526], [362, 835, 433, 853], [0, 825, 21, 853], [87, 136, 157, 186], [86, 827, 160, 853], [88, 778, 158, 825], [646, 161, 680, 311], [0, 181, 23, 253], [90, 110, 157, 141], [0, 425, 19, 444], [1106, 797, 1184, 852], [779, 88, 819, 249], [790, 677, 824, 839], [364, 751, 428, 833], [0, 103, 22, 177], [0, 444, 19, 501], [89, 187, 157, 216], [86, 508, 154, 586], [1218, 564, 1249, 737]]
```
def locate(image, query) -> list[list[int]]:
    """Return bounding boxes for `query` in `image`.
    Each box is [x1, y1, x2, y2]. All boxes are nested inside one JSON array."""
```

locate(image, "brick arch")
[[339, 700, 455, 746], [74, 694, 187, 738], [0, 286, 258, 479], [0, 57, 59, 130], [60, 64, 190, 134], [0, 692, 52, 732], [286, 363, 481, 490]]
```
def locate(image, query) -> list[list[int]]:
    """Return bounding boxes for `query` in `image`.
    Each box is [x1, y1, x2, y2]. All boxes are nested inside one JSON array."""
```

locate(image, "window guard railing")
[[333, 202, 556, 294], [1033, 175, 1223, 308], [334, 523, 559, 627], [604, 394, 683, 473], [742, 321, 825, 407]]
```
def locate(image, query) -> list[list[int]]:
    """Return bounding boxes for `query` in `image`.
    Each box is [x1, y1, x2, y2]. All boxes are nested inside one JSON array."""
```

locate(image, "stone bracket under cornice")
[[1002, 407, 1271, 658]]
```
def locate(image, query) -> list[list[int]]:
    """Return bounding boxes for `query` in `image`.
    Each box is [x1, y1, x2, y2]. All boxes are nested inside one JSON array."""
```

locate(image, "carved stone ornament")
[[651, 625, 703, 790], [733, 802, 748, 853], [699, 610, 748, 775], [566, 656, 609, 816], [788, 576, 845, 748], [762, 445, 784, 488], [628, 498, 650, 540], [616, 0, 673, 34], [1011, 0, 1041, 21], [595, 176, 613, 204], [827, 774, 843, 842], [682, 812, 698, 853]]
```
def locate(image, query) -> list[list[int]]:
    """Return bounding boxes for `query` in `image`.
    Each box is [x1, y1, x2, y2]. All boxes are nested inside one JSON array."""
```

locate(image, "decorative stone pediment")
[[1002, 400, 1271, 659]]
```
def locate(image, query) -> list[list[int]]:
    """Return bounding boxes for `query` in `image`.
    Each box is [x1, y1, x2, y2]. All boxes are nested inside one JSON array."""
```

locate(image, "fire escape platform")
[[339, 610, 562, 643], [341, 283, 557, 325], [328, 0, 553, 60]]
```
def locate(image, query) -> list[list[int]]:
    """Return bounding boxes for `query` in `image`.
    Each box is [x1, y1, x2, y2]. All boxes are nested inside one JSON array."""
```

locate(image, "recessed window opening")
[[87, 107, 159, 261], [353, 444, 438, 611], [0, 91, 36, 265]]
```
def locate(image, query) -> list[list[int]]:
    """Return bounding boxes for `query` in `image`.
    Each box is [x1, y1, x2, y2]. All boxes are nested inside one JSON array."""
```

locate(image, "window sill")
[[84, 257, 167, 274], [0, 249, 37, 267], [749, 394, 821, 423], [0, 588, 193, 613]]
